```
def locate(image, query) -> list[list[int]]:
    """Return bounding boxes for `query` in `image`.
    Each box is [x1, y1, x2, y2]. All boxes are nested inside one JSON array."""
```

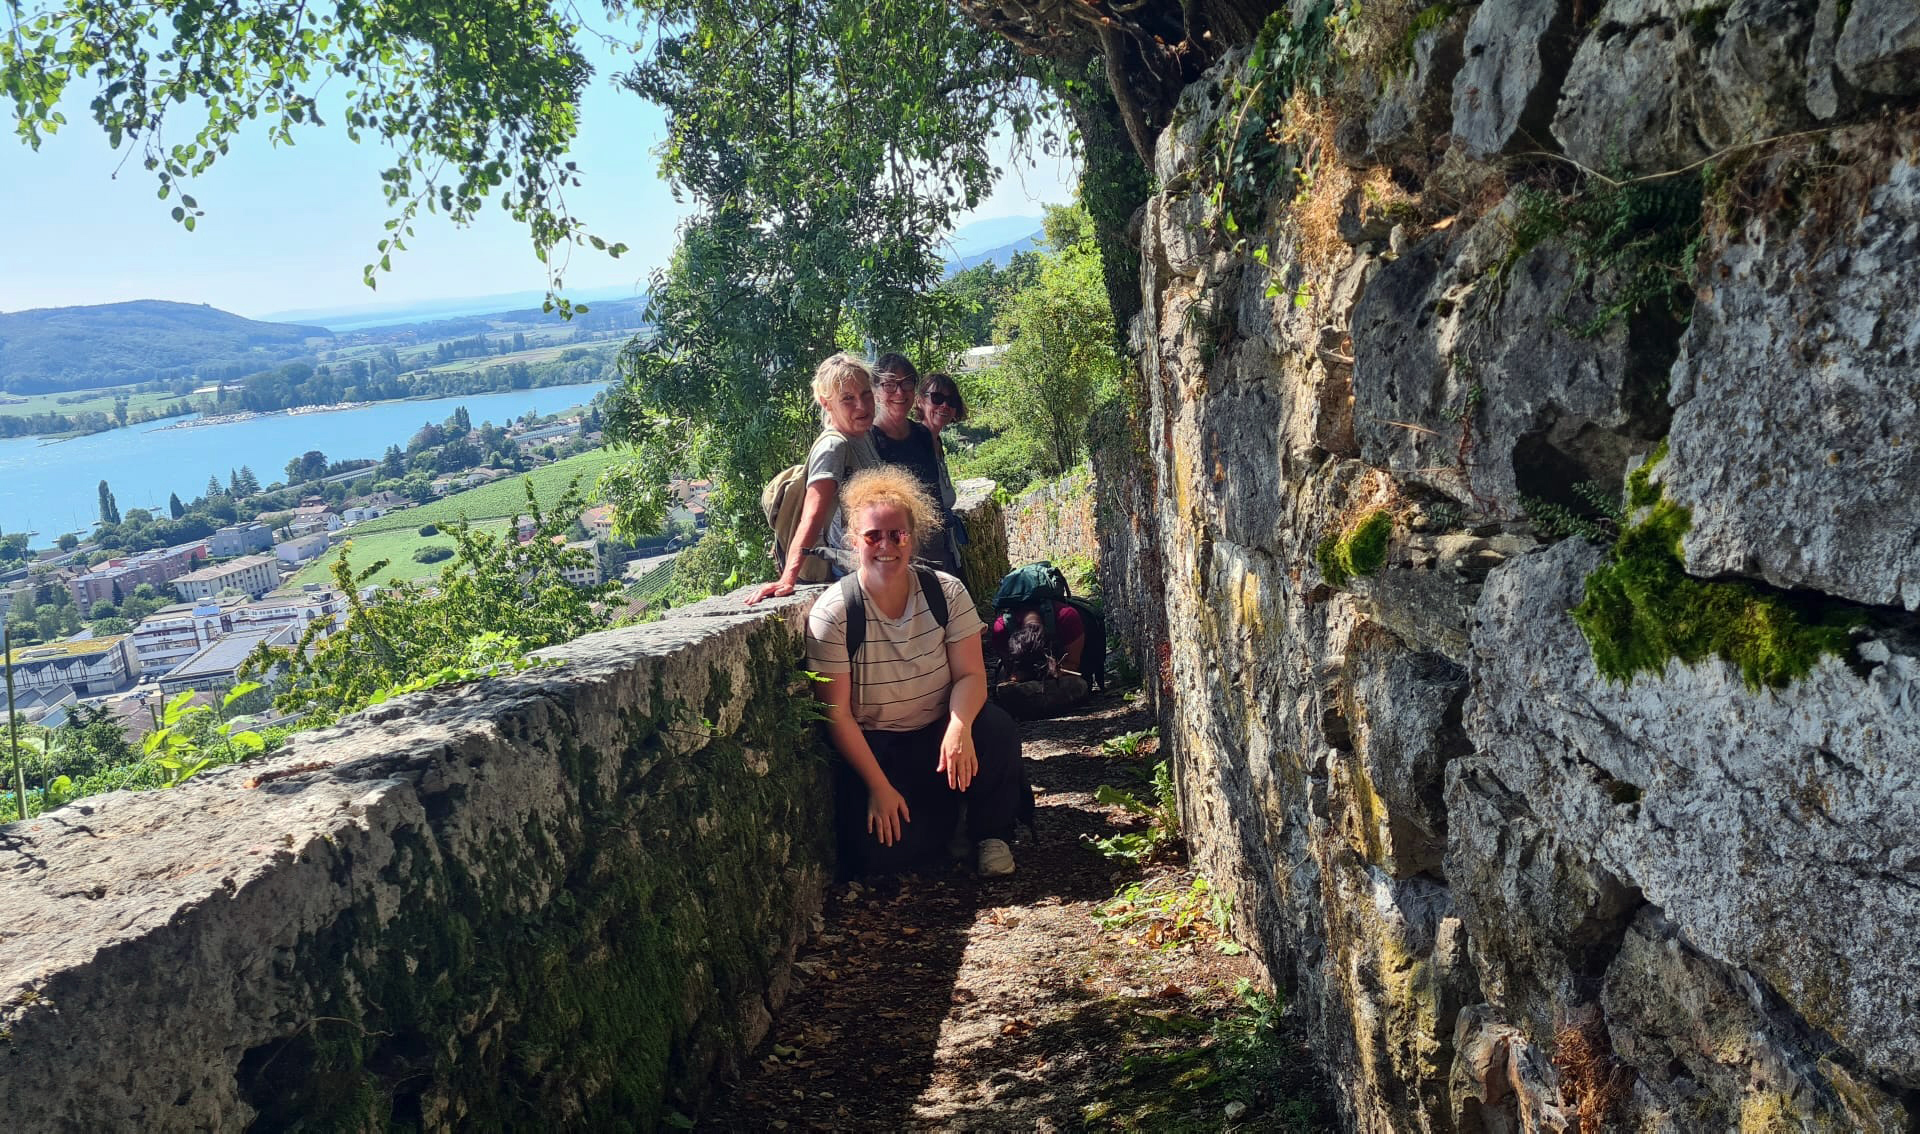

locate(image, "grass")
[[291, 449, 623, 586], [0, 385, 185, 418], [416, 341, 615, 376], [345, 450, 624, 537], [290, 521, 513, 586]]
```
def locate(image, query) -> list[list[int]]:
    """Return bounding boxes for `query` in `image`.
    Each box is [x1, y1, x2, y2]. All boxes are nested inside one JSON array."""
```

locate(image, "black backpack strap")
[[837, 573, 867, 706], [838, 569, 948, 709], [916, 566, 949, 631]]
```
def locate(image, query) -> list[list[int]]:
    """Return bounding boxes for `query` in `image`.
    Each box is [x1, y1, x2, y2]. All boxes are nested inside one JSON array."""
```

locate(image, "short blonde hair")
[[840, 467, 942, 548], [811, 352, 874, 409]]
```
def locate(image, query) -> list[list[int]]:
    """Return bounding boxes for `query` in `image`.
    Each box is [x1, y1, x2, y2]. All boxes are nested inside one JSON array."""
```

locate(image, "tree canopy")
[[3, 0, 614, 304], [595, 0, 1053, 549]]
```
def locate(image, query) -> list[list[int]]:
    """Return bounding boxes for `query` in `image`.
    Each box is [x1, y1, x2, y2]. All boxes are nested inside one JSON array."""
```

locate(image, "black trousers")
[[832, 702, 1025, 878]]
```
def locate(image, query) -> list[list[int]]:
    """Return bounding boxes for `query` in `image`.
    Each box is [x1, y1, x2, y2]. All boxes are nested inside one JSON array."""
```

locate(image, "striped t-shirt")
[[806, 571, 985, 732]]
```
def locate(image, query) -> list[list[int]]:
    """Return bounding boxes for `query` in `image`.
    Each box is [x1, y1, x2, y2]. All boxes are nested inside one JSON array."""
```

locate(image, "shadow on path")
[[700, 693, 1332, 1131]]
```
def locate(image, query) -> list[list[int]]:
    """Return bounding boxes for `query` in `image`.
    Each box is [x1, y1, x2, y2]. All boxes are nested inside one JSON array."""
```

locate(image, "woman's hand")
[[938, 721, 977, 791], [868, 783, 911, 846], [744, 575, 796, 606]]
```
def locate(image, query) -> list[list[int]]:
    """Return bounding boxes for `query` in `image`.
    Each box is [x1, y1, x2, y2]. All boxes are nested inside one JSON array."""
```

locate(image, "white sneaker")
[[976, 838, 1016, 877]]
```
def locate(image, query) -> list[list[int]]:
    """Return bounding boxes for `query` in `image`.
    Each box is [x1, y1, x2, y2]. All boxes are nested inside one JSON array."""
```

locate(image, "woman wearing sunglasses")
[[869, 353, 962, 575], [746, 352, 880, 605], [805, 467, 1024, 878]]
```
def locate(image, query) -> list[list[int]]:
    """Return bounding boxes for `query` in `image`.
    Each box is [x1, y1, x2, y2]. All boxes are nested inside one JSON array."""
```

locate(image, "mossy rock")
[[1573, 448, 1859, 690], [1317, 510, 1394, 588]]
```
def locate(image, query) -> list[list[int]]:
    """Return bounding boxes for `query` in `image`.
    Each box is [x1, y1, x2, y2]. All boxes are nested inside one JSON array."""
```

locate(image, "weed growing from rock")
[[1500, 172, 1706, 338], [1572, 449, 1860, 690]]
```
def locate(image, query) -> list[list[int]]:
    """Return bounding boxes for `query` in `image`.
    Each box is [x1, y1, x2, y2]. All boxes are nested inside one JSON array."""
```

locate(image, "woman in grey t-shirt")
[[746, 352, 881, 604]]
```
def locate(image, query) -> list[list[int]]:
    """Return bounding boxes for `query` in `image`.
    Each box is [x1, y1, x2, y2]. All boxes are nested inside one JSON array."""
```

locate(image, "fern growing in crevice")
[[1499, 173, 1707, 339]]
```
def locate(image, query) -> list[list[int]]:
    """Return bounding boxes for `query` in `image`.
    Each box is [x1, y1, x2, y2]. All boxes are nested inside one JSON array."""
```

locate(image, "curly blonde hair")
[[840, 467, 943, 548]]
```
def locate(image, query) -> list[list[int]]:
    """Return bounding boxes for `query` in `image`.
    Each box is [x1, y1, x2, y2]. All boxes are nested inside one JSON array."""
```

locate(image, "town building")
[[172, 553, 283, 602], [513, 421, 581, 451], [560, 538, 604, 588], [2, 635, 141, 696], [131, 598, 242, 675], [209, 523, 274, 559], [287, 504, 342, 532], [232, 587, 344, 637], [274, 533, 331, 566], [158, 625, 294, 695], [342, 492, 407, 524], [66, 541, 209, 613]]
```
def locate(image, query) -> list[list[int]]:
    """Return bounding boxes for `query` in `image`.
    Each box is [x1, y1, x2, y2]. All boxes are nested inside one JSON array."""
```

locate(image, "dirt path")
[[701, 697, 1332, 1131]]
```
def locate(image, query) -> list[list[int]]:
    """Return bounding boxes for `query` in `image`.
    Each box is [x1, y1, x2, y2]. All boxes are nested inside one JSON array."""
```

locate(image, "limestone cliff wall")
[[1104, 0, 1920, 1128], [0, 599, 831, 1129]]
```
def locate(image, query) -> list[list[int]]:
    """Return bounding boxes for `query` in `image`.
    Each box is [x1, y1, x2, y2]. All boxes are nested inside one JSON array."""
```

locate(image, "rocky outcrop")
[[1108, 1, 1920, 1127], [0, 598, 832, 1128]]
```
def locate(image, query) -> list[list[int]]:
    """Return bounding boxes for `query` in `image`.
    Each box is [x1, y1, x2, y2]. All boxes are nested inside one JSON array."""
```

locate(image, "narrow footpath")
[[702, 697, 1333, 1131]]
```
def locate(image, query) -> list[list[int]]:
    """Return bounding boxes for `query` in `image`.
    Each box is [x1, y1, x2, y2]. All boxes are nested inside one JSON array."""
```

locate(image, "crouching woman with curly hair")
[[805, 467, 1025, 877]]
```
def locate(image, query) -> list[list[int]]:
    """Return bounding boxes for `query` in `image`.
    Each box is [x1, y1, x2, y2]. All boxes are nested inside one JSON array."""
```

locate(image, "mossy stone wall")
[[0, 597, 830, 1130]]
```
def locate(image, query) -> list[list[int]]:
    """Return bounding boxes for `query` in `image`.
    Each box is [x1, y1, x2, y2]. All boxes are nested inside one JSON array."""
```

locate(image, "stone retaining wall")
[[0, 596, 830, 1129]]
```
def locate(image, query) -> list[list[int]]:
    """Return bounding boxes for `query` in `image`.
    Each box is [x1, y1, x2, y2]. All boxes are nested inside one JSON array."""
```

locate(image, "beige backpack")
[[761, 463, 831, 583]]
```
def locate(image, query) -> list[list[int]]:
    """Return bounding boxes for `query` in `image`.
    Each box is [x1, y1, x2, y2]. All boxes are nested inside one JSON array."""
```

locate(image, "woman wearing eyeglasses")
[[870, 353, 962, 574], [805, 466, 1024, 878], [746, 353, 880, 605]]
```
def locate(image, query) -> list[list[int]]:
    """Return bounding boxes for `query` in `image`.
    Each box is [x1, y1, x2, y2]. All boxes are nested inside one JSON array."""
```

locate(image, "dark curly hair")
[[1006, 622, 1052, 682]]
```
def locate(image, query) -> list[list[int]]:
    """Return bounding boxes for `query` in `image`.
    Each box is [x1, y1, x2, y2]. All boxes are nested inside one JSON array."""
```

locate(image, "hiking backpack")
[[990, 561, 1108, 692], [761, 463, 831, 583]]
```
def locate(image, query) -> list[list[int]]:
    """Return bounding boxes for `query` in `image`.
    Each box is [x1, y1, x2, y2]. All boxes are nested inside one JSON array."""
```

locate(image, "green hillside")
[[0, 299, 330, 393], [294, 450, 625, 585]]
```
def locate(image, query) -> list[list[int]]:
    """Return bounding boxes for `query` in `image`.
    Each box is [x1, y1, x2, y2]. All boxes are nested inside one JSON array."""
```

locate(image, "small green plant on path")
[[1317, 508, 1393, 587], [1095, 875, 1241, 955], [1088, 760, 1182, 863], [1573, 446, 1861, 689], [1099, 727, 1159, 760]]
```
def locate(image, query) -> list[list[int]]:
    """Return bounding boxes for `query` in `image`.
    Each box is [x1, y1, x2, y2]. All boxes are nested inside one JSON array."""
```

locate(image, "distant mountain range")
[[0, 215, 1057, 397], [0, 300, 330, 395]]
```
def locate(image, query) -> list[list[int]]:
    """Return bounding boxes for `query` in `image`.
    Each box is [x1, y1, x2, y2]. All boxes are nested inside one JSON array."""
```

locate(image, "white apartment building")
[[131, 599, 240, 676], [275, 533, 331, 566], [560, 539, 604, 588], [233, 587, 344, 637], [172, 554, 283, 602]]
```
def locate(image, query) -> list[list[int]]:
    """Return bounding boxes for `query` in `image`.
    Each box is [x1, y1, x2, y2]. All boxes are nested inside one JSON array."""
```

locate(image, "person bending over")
[[805, 467, 1024, 877]]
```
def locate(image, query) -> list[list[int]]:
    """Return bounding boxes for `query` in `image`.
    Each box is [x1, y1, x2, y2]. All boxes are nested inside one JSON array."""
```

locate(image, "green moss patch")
[[1317, 510, 1393, 588], [1573, 451, 1858, 690]]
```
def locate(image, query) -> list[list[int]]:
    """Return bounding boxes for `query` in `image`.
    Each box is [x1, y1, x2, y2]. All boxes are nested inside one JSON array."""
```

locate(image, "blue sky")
[[0, 34, 1074, 320]]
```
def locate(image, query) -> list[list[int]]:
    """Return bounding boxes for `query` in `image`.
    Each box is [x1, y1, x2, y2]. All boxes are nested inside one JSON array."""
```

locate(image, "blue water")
[[0, 383, 607, 546]]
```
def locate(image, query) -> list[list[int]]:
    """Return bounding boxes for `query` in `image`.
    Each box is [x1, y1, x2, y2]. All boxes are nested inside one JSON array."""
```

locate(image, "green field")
[[291, 520, 514, 587], [293, 450, 626, 585], [417, 341, 616, 376], [0, 386, 184, 419], [351, 450, 625, 535]]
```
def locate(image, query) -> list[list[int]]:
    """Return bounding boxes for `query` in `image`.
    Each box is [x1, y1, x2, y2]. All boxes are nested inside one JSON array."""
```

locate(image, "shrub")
[[412, 545, 454, 564], [418, 523, 439, 536]]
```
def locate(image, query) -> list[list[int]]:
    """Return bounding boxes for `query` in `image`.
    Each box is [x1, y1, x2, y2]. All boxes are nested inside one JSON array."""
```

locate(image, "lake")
[[0, 383, 608, 546]]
